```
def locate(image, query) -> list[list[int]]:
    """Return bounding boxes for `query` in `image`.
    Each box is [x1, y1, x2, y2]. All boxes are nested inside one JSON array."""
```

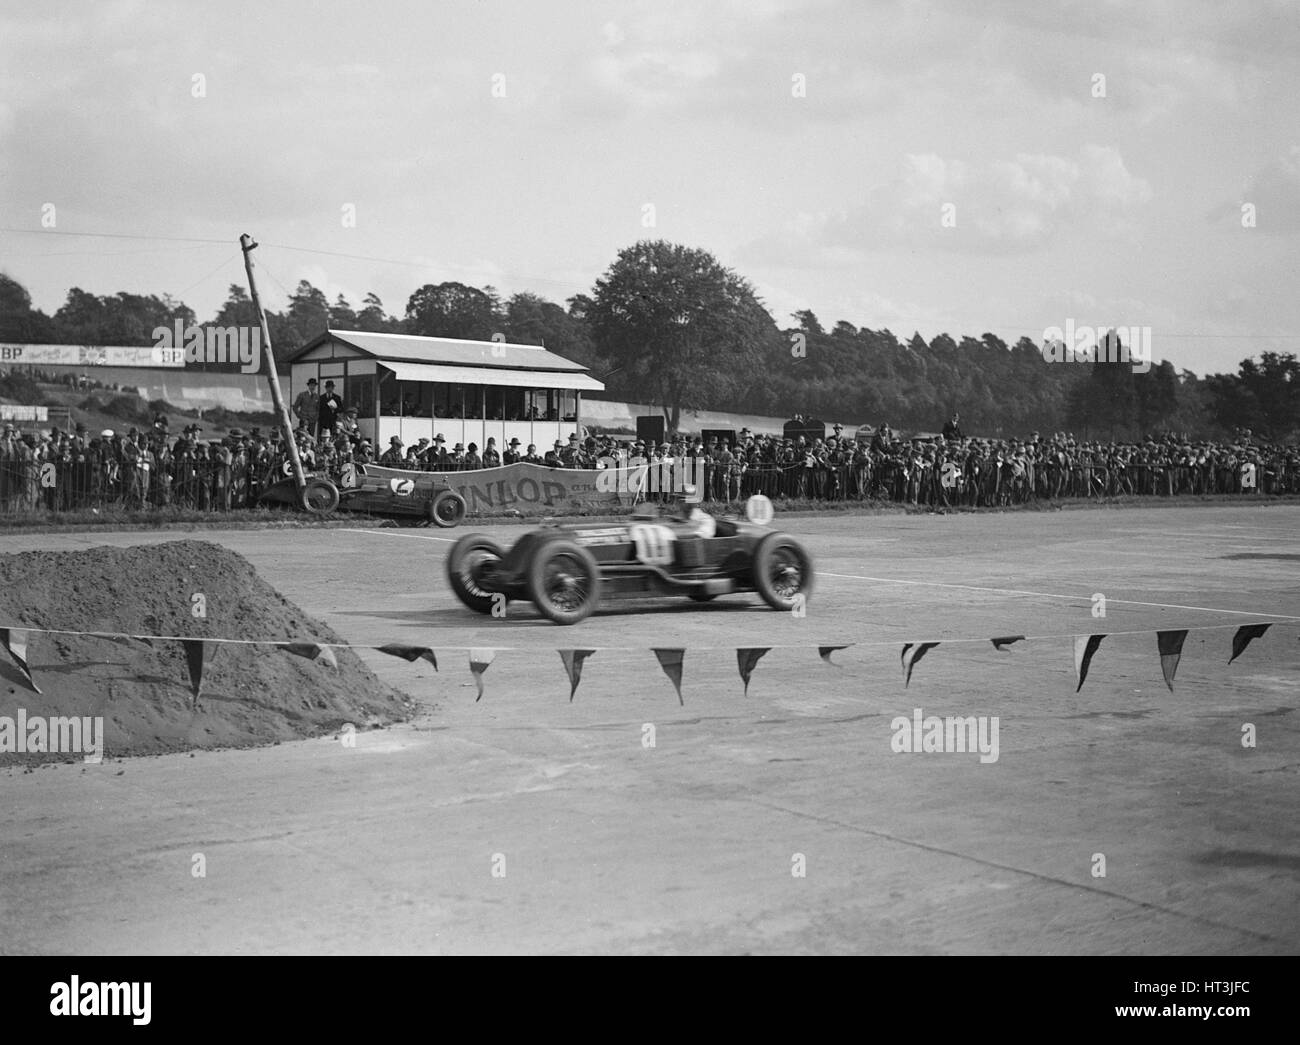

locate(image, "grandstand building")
[[287, 330, 605, 450]]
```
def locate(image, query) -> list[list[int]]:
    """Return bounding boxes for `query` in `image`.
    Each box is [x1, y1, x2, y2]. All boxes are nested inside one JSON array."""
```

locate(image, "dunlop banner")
[[362, 462, 630, 512]]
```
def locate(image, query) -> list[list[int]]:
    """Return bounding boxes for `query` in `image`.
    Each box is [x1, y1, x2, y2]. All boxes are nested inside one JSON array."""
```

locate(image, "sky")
[[1, 0, 1297, 376]]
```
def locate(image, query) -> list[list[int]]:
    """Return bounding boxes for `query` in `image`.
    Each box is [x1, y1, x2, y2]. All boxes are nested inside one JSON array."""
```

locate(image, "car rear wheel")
[[447, 534, 506, 615], [752, 533, 813, 611], [526, 540, 602, 625], [429, 489, 467, 528]]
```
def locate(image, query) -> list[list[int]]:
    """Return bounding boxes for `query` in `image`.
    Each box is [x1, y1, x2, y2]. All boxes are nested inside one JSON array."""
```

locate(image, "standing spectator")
[[317, 380, 343, 437], [293, 377, 320, 436]]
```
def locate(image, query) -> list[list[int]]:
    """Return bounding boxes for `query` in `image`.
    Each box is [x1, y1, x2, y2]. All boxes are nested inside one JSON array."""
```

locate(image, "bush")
[[101, 395, 151, 423], [0, 371, 44, 403]]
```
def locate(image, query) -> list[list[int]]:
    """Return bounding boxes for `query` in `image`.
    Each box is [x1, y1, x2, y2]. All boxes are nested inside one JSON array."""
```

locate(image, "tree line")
[[1, 240, 1295, 440]]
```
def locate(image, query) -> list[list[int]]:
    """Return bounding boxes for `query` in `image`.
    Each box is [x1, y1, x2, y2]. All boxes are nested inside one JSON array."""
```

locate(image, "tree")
[[356, 292, 395, 332], [328, 293, 357, 329], [286, 280, 329, 345], [501, 292, 598, 368], [586, 240, 780, 433], [404, 281, 500, 340], [0, 274, 56, 342]]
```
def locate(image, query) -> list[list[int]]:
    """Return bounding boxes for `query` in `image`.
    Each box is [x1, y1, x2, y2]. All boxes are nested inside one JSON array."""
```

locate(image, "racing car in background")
[[336, 462, 467, 526], [445, 495, 812, 624]]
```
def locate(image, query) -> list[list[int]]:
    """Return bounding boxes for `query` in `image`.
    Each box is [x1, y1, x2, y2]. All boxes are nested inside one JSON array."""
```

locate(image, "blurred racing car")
[[336, 462, 467, 526], [445, 495, 812, 624]]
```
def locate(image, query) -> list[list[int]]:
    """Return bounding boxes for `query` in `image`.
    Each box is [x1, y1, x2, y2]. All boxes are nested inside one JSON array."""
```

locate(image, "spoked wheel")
[[301, 477, 340, 514], [429, 489, 467, 528], [446, 534, 506, 615], [752, 533, 814, 611], [526, 540, 601, 625]]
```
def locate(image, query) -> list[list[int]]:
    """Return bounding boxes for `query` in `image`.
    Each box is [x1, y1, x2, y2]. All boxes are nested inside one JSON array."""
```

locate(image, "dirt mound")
[[0, 540, 413, 763]]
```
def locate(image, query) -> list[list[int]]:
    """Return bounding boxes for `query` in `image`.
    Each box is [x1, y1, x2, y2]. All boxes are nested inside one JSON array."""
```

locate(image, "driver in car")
[[668, 486, 715, 538]]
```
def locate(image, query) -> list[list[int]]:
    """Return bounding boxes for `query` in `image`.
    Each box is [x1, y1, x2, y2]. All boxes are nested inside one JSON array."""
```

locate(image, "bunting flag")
[[652, 648, 685, 705], [181, 639, 207, 704], [0, 628, 41, 694], [284, 642, 339, 670], [1157, 630, 1189, 692], [901, 642, 939, 687], [818, 645, 849, 666], [1229, 623, 1271, 664], [469, 648, 495, 702], [376, 644, 438, 670], [736, 648, 771, 696], [991, 635, 1026, 652], [558, 649, 596, 702], [1074, 634, 1106, 692]]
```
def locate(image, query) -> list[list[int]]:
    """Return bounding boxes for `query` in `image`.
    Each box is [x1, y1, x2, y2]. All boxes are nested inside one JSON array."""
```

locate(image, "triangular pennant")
[[0, 628, 41, 694], [1073, 634, 1106, 693], [1157, 630, 1188, 692], [901, 642, 939, 687], [736, 648, 771, 696], [652, 648, 685, 705], [376, 644, 438, 670], [1229, 623, 1271, 664], [181, 638, 207, 704], [558, 649, 596, 701], [818, 645, 849, 666], [284, 642, 339, 670], [469, 648, 495, 702], [990, 635, 1026, 651]]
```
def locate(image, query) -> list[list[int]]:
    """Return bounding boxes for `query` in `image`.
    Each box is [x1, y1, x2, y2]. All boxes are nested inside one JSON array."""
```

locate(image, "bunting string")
[[0, 619, 1289, 703]]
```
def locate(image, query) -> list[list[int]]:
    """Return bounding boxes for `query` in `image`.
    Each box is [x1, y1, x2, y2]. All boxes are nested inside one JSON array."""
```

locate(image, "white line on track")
[[820, 571, 1300, 620], [339, 528, 457, 543]]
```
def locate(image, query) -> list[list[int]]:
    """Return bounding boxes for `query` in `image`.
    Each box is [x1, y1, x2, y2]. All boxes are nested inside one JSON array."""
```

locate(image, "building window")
[[348, 376, 374, 419], [397, 380, 432, 418], [485, 386, 526, 421]]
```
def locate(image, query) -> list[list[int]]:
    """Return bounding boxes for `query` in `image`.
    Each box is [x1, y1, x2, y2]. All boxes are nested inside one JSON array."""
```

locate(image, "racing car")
[[336, 462, 468, 526], [445, 494, 812, 624]]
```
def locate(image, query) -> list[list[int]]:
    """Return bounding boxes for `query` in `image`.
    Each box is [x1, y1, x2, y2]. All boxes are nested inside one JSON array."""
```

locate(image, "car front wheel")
[[752, 533, 813, 611]]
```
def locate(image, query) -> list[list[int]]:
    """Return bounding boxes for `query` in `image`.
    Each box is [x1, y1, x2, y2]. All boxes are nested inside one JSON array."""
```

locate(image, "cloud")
[[741, 145, 1152, 263]]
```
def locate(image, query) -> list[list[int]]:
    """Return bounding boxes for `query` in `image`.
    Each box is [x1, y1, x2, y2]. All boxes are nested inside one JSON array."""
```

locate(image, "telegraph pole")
[[239, 233, 310, 502]]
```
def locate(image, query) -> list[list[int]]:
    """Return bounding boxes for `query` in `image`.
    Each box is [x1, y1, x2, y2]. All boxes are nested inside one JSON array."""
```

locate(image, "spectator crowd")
[[1, 408, 1297, 516]]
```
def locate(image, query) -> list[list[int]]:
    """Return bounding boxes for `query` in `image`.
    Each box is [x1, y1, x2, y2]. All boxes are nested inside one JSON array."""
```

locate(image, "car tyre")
[[447, 534, 506, 615], [752, 533, 813, 611], [526, 540, 602, 625], [430, 489, 467, 528]]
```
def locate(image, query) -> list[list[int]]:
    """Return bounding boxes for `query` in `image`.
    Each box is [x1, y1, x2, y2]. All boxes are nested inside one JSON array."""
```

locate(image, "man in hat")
[[523, 442, 541, 464], [338, 407, 362, 448], [293, 377, 320, 436], [482, 436, 501, 468], [544, 440, 563, 468], [318, 380, 343, 437], [503, 437, 522, 465], [379, 435, 406, 468], [464, 441, 483, 470]]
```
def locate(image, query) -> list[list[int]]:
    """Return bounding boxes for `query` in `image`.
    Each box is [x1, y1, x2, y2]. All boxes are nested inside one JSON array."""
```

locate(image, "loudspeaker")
[[636, 415, 666, 445], [700, 428, 737, 449]]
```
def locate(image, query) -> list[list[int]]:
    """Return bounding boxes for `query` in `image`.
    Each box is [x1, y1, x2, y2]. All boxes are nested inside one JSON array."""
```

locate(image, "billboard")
[[0, 343, 185, 368]]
